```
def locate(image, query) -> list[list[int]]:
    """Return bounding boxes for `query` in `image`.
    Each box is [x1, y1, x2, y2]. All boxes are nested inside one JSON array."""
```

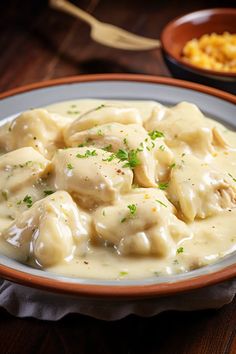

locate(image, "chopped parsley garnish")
[[97, 129, 104, 136], [1, 190, 8, 201], [103, 154, 116, 162], [44, 190, 54, 196], [153, 271, 160, 276], [123, 138, 128, 146], [102, 210, 106, 216], [170, 162, 176, 169], [176, 247, 184, 254], [158, 182, 169, 190], [116, 149, 129, 161], [23, 195, 33, 208], [127, 204, 137, 215], [103, 148, 140, 169], [122, 149, 140, 169], [121, 204, 137, 223], [102, 144, 112, 152], [228, 173, 236, 182], [76, 150, 97, 158], [67, 110, 80, 115], [148, 130, 164, 140], [67, 163, 74, 170], [156, 199, 167, 207], [95, 104, 105, 111], [78, 143, 85, 147], [19, 160, 33, 168], [159, 145, 165, 151], [119, 271, 128, 277]]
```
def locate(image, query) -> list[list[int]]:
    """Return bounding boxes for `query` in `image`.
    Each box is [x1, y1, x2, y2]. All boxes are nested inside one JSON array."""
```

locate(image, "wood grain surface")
[[0, 1, 235, 353]]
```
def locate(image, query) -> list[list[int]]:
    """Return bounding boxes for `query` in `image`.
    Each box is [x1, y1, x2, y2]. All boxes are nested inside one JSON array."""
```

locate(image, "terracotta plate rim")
[[0, 73, 235, 299]]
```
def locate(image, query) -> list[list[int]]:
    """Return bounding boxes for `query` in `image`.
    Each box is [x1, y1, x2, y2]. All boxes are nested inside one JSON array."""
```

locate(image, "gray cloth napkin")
[[0, 279, 235, 321]]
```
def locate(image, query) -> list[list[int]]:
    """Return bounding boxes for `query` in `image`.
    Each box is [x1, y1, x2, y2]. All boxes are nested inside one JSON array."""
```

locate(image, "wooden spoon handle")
[[49, 0, 98, 26]]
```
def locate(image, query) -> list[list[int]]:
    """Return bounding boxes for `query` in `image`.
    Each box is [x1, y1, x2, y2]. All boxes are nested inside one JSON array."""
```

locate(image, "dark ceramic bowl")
[[161, 8, 236, 94]]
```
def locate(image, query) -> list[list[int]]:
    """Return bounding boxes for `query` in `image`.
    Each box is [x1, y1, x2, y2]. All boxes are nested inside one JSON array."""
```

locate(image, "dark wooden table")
[[0, 1, 236, 353]]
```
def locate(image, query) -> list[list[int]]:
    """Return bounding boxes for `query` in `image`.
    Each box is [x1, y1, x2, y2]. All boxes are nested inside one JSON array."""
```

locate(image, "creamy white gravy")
[[0, 99, 235, 280]]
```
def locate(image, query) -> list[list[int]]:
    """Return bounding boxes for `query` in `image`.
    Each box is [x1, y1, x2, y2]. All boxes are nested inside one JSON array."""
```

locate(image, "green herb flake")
[[156, 199, 167, 207], [1, 190, 8, 201], [95, 104, 105, 111], [67, 163, 74, 170], [176, 247, 184, 254], [158, 182, 169, 190], [23, 195, 33, 208], [116, 149, 129, 161], [97, 129, 104, 136], [102, 153, 116, 162], [148, 130, 164, 140], [119, 271, 128, 277], [228, 173, 236, 182], [67, 110, 80, 115], [76, 150, 98, 158], [102, 210, 106, 216], [121, 217, 127, 223], [122, 149, 140, 169], [153, 271, 160, 277], [44, 190, 54, 196], [123, 138, 128, 146], [102, 144, 112, 152], [170, 163, 176, 169], [127, 204, 137, 215], [159, 145, 165, 151]]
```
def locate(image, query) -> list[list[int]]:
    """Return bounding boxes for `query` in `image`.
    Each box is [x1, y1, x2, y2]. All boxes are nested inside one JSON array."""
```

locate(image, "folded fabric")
[[0, 279, 235, 321]]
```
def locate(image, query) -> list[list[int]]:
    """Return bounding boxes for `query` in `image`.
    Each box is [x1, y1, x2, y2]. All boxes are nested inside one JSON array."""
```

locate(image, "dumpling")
[[93, 188, 190, 257], [63, 105, 143, 138], [0, 109, 67, 158], [168, 155, 236, 221], [145, 102, 228, 157], [0, 147, 51, 195], [52, 147, 133, 208], [0, 191, 91, 266], [64, 122, 173, 187]]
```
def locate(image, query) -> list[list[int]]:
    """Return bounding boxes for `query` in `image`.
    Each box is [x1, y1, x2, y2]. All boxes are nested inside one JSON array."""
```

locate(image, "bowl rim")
[[0, 73, 235, 299], [160, 7, 236, 79]]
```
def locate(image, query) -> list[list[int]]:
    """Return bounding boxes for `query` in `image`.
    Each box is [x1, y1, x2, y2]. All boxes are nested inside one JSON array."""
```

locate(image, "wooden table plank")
[[0, 1, 235, 353]]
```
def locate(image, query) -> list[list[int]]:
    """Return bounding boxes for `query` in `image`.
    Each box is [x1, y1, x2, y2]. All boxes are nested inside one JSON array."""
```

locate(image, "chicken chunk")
[[52, 147, 133, 208], [0, 109, 67, 158], [64, 122, 173, 187], [145, 102, 228, 157], [94, 188, 190, 257], [168, 155, 236, 221]]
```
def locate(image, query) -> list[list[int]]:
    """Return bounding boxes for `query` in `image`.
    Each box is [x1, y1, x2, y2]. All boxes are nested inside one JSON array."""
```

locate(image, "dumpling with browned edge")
[[52, 147, 133, 208], [93, 188, 191, 257], [64, 122, 173, 187], [145, 102, 228, 157], [0, 109, 67, 159], [168, 155, 236, 221], [0, 191, 92, 267]]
